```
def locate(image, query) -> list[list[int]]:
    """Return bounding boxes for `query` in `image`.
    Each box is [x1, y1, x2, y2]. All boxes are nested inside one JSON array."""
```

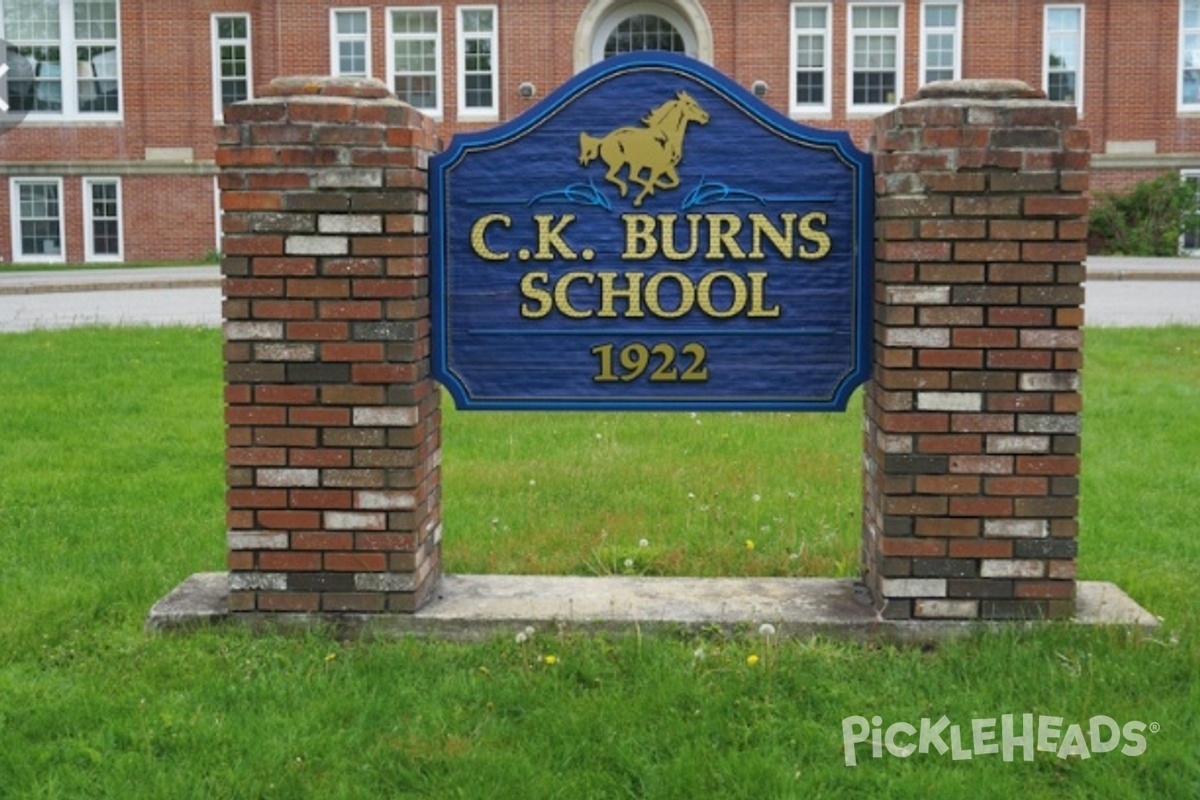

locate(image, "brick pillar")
[[218, 76, 441, 615], [863, 80, 1089, 621]]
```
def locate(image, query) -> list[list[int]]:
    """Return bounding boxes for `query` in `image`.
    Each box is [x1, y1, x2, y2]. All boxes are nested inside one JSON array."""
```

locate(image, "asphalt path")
[[0, 260, 1198, 333]]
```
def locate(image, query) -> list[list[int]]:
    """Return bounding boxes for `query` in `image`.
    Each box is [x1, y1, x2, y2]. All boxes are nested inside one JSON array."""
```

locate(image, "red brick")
[[1024, 196, 1089, 217], [914, 518, 980, 537], [228, 489, 288, 508], [915, 475, 981, 495], [287, 321, 350, 341], [258, 592, 320, 612], [257, 510, 322, 530], [952, 328, 1018, 348], [985, 476, 1049, 496], [881, 538, 948, 557], [259, 551, 322, 571], [292, 532, 355, 550], [949, 540, 1013, 558], [954, 241, 1020, 262], [949, 497, 1014, 517], [227, 447, 287, 466], [916, 434, 982, 454], [356, 533, 417, 551], [322, 342, 386, 362], [880, 412, 950, 433], [1016, 456, 1080, 476], [325, 552, 388, 572], [1015, 581, 1075, 599]]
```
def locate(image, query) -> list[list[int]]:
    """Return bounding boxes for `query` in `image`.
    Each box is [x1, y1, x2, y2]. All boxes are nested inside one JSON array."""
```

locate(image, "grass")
[[0, 326, 1198, 797]]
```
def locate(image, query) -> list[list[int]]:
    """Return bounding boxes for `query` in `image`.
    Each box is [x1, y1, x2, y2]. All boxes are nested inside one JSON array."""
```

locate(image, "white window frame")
[[82, 176, 122, 262], [919, 0, 961, 85], [211, 13, 253, 121], [1179, 0, 1200, 112], [847, 2, 904, 115], [0, 0, 122, 122], [330, 8, 371, 78], [789, 2, 832, 118], [1043, 4, 1084, 115], [457, 5, 498, 120], [10, 177, 66, 264], [214, 175, 222, 254], [387, 6, 442, 120]]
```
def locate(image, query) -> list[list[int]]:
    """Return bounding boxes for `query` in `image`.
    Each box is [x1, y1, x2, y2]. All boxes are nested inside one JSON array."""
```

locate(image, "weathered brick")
[[980, 559, 1045, 579]]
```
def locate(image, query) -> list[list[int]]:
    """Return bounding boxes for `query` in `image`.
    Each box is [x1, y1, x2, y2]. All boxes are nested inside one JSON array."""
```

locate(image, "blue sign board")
[[430, 53, 873, 411]]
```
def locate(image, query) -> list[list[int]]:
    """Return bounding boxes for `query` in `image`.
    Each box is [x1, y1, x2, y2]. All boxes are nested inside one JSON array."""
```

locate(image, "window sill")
[[7, 115, 123, 126], [847, 104, 898, 118], [456, 111, 500, 124]]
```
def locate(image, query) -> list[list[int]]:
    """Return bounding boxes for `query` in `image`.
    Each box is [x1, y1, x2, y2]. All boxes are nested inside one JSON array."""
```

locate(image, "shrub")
[[1088, 173, 1196, 256]]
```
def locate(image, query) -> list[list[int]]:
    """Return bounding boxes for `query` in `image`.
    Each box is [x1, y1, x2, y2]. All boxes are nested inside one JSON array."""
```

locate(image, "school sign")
[[430, 53, 873, 410]]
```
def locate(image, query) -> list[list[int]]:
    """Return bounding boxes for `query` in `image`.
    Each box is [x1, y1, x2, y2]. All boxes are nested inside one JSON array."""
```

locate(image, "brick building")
[[2, 0, 1199, 264]]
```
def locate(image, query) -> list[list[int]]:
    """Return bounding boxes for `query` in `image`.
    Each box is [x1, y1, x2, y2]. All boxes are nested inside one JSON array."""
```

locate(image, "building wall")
[[3, 0, 1200, 263]]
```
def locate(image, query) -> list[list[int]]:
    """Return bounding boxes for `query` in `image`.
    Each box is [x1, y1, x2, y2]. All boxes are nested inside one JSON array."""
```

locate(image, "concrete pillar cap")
[[260, 76, 392, 100], [916, 79, 1046, 101]]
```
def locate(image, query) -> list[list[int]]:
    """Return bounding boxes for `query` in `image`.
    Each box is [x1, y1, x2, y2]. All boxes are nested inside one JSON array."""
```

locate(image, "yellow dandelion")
[[544, 654, 558, 665], [744, 539, 756, 550], [747, 654, 760, 666]]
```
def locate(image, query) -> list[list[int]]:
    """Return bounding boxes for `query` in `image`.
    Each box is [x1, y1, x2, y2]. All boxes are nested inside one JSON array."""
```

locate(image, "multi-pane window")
[[212, 13, 251, 118], [1180, 0, 1200, 110], [458, 5, 497, 117], [921, 1, 961, 84], [0, 0, 120, 117], [849, 3, 903, 110], [791, 3, 830, 115], [603, 14, 685, 57], [1044, 5, 1083, 111], [11, 178, 64, 262], [389, 8, 441, 115], [331, 8, 370, 77], [84, 177, 121, 261]]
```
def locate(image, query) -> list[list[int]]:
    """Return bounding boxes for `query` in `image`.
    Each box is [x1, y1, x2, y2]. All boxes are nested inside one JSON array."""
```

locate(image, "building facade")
[[1, 0, 1199, 264]]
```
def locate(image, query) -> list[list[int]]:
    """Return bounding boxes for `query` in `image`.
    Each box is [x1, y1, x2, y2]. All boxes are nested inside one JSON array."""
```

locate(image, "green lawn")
[[0, 326, 1197, 797]]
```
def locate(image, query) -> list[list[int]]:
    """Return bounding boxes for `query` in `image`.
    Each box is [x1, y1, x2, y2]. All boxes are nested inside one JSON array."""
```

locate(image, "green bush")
[[1088, 173, 1196, 256]]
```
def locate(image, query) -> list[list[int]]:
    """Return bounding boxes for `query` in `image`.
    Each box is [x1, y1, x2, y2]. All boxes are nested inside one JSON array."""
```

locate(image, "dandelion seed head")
[[638, 538, 649, 548], [624, 558, 634, 569], [524, 625, 536, 636], [515, 631, 528, 644], [693, 647, 705, 661], [758, 623, 777, 637], [752, 493, 762, 503]]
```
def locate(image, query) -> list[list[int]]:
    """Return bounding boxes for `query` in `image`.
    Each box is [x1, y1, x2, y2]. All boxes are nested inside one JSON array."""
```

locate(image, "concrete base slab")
[[147, 573, 1159, 642]]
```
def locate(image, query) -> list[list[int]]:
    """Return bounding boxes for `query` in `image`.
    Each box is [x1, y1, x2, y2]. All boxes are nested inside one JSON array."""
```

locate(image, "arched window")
[[575, 0, 713, 70], [603, 13, 687, 58]]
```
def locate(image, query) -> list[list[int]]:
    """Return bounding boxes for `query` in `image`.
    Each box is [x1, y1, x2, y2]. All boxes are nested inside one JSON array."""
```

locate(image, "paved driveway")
[[1, 261, 1198, 332]]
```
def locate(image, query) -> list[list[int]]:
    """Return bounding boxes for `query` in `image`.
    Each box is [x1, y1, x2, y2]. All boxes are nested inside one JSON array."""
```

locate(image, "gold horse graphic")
[[578, 91, 710, 207]]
